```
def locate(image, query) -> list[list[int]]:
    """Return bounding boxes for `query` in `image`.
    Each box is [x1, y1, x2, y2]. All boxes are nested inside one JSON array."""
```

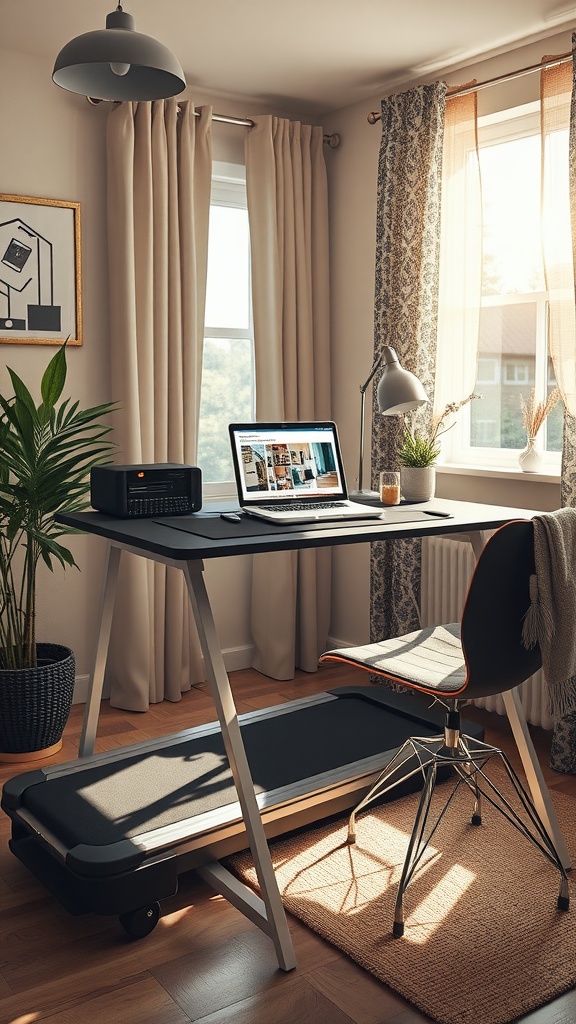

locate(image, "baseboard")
[[325, 634, 354, 652], [72, 674, 96, 705], [218, 644, 255, 673]]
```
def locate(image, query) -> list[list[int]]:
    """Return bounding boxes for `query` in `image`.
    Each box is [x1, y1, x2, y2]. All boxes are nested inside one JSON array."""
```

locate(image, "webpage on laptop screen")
[[233, 426, 344, 501]]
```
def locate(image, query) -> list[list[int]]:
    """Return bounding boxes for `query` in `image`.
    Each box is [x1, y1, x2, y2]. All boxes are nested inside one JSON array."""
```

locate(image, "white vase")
[[518, 436, 542, 473], [400, 466, 436, 502]]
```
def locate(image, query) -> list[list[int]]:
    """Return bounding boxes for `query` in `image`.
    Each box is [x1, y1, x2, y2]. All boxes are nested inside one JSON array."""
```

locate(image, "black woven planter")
[[0, 643, 75, 756]]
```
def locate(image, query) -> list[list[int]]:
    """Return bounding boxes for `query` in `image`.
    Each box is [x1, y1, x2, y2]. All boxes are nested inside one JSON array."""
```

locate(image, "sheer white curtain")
[[245, 116, 331, 679], [105, 99, 212, 710], [541, 59, 576, 419], [434, 92, 482, 420]]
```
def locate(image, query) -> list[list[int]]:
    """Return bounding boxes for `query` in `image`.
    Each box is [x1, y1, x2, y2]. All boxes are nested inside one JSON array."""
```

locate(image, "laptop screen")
[[229, 421, 349, 506]]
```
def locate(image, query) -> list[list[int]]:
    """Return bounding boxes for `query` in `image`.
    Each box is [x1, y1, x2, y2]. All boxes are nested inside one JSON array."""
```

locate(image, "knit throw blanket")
[[522, 507, 576, 721]]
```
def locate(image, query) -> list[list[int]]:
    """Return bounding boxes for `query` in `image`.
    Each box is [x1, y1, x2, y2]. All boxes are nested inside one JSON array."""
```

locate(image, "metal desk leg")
[[182, 559, 296, 972], [79, 543, 121, 758], [464, 529, 489, 561], [502, 687, 572, 870]]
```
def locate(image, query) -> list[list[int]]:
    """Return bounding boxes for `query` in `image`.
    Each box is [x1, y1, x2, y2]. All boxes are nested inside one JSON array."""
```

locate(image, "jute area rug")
[[227, 769, 576, 1024]]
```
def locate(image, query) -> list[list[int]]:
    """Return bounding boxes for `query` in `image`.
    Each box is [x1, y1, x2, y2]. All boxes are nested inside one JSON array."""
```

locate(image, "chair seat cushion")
[[323, 623, 467, 694]]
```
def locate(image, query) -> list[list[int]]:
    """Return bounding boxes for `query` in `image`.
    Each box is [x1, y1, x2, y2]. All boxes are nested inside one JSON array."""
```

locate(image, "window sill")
[[436, 462, 560, 485]]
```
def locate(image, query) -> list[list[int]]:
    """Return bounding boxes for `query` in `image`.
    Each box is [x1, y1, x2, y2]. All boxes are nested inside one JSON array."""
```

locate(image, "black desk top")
[[56, 498, 539, 562]]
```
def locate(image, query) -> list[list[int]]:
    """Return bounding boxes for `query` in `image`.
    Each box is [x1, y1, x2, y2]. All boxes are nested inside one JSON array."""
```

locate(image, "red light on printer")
[[137, 471, 145, 478]]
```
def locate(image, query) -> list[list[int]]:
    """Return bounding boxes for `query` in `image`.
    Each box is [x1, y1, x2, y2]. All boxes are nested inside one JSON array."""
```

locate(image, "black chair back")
[[460, 519, 542, 699]]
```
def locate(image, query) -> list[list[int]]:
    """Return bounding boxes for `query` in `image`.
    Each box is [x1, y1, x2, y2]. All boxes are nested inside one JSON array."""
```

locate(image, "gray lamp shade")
[[350, 345, 428, 498], [376, 347, 428, 415], [52, 6, 186, 101]]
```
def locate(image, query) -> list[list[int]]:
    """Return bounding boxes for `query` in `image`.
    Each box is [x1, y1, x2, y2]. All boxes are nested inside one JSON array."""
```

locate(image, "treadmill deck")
[[1, 686, 484, 920]]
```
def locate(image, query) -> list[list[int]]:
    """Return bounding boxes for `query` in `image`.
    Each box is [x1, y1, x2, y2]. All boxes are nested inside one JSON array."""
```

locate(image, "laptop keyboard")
[[269, 501, 347, 511]]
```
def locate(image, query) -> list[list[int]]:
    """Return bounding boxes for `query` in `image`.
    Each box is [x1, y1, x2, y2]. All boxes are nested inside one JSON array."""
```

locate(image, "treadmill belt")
[[20, 691, 437, 849]]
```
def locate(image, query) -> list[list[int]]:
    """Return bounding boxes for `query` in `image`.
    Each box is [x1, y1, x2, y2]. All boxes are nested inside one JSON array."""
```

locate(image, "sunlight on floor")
[[270, 814, 478, 946], [159, 906, 192, 927], [405, 863, 476, 944]]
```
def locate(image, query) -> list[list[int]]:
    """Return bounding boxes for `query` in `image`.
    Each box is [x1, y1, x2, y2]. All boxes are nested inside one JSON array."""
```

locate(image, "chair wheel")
[[393, 920, 404, 938], [558, 894, 570, 912], [471, 814, 482, 826], [119, 902, 160, 938]]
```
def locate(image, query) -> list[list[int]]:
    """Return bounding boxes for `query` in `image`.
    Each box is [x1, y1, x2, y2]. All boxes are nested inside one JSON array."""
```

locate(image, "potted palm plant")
[[0, 343, 116, 761]]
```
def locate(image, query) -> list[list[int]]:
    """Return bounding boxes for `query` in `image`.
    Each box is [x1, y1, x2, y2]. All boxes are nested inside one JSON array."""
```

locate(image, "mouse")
[[221, 512, 242, 522]]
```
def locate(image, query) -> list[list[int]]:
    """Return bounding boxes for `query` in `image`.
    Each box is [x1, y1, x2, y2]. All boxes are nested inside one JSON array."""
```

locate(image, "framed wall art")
[[0, 194, 82, 346]]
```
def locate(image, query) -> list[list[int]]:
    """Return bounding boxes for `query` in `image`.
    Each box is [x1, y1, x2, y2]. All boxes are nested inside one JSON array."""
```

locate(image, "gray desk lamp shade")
[[52, 5, 186, 101], [351, 346, 428, 499]]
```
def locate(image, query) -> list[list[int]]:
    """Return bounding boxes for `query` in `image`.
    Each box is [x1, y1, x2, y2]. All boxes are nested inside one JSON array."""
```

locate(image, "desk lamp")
[[350, 346, 428, 500]]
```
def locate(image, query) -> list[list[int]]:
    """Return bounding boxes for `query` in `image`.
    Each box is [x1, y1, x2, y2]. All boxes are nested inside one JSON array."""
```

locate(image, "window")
[[444, 104, 564, 469], [476, 357, 499, 385], [197, 164, 255, 487]]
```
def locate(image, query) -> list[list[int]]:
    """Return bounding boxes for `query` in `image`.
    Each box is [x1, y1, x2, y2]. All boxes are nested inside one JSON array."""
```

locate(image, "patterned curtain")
[[370, 83, 447, 642]]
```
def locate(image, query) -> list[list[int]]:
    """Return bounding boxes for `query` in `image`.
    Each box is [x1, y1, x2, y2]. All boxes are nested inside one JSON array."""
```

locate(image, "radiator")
[[420, 536, 552, 729]]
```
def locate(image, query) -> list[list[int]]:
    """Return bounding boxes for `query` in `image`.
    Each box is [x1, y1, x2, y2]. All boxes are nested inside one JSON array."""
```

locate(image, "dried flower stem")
[[430, 393, 482, 443], [521, 388, 560, 438], [398, 393, 482, 468]]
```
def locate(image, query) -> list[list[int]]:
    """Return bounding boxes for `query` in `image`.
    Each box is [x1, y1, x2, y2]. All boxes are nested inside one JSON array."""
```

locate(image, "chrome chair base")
[[348, 720, 570, 938]]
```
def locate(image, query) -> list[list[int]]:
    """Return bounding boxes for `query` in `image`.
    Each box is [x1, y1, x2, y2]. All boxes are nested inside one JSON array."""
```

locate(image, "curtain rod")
[[86, 97, 340, 147], [367, 48, 574, 124], [212, 111, 340, 147]]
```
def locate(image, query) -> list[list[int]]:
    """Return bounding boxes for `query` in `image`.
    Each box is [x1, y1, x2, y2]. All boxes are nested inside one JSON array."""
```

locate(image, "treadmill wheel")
[[119, 902, 160, 938]]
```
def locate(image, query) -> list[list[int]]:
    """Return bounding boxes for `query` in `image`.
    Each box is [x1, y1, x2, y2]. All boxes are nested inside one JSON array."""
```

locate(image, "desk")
[[45, 499, 569, 968]]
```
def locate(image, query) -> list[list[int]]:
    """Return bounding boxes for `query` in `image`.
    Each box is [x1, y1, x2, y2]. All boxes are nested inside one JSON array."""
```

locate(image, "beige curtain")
[[245, 116, 331, 678], [434, 92, 482, 419], [105, 99, 212, 710]]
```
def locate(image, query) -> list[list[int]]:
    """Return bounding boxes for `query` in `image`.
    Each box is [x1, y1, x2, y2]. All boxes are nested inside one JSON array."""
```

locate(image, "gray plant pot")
[[0, 643, 75, 759], [400, 466, 436, 502]]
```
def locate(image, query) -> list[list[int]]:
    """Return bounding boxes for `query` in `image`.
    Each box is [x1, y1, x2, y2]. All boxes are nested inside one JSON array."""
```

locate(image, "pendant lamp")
[[52, 4, 186, 101]]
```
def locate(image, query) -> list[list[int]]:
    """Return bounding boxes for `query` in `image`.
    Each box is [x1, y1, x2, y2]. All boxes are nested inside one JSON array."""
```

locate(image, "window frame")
[[199, 162, 255, 497]]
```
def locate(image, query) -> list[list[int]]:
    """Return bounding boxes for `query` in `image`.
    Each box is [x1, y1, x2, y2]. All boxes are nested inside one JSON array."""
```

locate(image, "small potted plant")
[[397, 428, 440, 501], [398, 393, 481, 501], [0, 343, 116, 760]]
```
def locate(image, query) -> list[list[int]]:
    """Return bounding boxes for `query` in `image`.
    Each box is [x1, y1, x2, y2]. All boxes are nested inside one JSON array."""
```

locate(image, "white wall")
[[1, 49, 113, 697], [323, 30, 569, 647], [0, 48, 307, 699]]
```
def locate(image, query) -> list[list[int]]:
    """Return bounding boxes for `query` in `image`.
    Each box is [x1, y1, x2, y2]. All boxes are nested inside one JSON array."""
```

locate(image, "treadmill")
[[1, 685, 483, 938]]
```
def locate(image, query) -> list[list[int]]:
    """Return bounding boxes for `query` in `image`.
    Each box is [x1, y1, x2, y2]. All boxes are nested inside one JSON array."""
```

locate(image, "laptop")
[[228, 421, 385, 524]]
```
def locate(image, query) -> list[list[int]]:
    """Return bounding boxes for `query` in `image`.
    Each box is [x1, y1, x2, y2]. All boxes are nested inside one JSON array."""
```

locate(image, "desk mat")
[[154, 508, 451, 540]]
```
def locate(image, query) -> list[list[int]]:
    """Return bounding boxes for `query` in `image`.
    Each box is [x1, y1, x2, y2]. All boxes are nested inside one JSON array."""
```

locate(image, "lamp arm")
[[357, 353, 384, 493], [359, 352, 385, 394]]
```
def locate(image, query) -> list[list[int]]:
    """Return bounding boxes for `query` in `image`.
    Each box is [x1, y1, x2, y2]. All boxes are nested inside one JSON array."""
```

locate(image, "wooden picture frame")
[[0, 194, 82, 346]]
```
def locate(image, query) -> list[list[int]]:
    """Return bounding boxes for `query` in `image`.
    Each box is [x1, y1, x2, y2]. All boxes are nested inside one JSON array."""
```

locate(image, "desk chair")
[[320, 519, 570, 937]]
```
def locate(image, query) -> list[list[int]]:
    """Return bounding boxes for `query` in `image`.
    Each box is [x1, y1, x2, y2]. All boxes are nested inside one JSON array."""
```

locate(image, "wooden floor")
[[1, 662, 576, 1024]]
